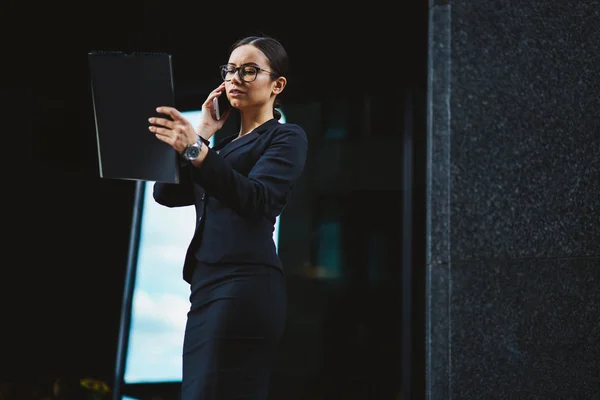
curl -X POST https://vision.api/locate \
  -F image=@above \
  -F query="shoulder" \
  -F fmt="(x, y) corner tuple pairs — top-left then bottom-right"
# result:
(269, 122), (307, 142)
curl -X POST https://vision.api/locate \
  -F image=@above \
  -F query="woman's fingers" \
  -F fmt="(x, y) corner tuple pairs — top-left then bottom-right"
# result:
(156, 106), (183, 121)
(149, 106), (195, 153)
(151, 106), (192, 135)
(149, 125), (167, 137)
(149, 117), (173, 129)
(149, 122), (185, 139)
(210, 82), (226, 94)
(151, 126), (176, 144)
(205, 83), (227, 106)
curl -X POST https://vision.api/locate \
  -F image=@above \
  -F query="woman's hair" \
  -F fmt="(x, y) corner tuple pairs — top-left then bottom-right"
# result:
(230, 35), (289, 120)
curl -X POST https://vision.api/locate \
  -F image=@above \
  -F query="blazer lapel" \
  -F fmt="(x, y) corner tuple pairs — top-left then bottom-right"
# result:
(214, 118), (279, 158)
(217, 130), (259, 158)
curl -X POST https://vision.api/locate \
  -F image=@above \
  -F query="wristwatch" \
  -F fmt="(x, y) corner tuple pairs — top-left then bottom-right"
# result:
(181, 135), (203, 161)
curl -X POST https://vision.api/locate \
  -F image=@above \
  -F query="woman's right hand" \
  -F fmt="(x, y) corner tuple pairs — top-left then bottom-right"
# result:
(196, 82), (231, 142)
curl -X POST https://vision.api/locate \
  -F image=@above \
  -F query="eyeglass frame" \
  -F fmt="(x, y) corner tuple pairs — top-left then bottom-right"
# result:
(219, 63), (278, 82)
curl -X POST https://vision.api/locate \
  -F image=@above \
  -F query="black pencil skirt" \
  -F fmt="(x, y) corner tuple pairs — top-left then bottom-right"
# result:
(180, 261), (286, 400)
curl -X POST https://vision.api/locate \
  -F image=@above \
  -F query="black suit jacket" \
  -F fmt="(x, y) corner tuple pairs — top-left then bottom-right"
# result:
(153, 118), (308, 283)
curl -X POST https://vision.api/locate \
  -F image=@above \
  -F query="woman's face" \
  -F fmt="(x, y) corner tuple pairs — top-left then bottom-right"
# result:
(225, 44), (277, 111)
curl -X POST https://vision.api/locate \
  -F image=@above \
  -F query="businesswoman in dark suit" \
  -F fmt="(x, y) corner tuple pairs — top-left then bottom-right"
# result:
(148, 35), (307, 399)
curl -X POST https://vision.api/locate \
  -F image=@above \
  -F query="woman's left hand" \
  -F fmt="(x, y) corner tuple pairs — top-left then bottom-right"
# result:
(149, 106), (197, 153)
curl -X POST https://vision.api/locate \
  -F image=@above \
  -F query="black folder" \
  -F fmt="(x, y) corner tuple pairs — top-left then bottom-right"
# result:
(88, 51), (180, 183)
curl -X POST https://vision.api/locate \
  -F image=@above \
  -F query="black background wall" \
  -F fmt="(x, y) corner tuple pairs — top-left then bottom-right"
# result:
(427, 1), (600, 399)
(1, 1), (428, 398)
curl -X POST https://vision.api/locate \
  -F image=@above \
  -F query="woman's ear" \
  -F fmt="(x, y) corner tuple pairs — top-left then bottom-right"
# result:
(273, 77), (287, 94)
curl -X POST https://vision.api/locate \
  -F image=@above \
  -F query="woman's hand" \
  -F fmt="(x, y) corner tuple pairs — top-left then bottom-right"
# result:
(195, 82), (231, 140)
(149, 106), (198, 153)
(150, 83), (231, 150)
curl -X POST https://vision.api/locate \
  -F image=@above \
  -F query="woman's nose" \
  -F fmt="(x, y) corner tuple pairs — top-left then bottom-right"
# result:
(231, 71), (243, 83)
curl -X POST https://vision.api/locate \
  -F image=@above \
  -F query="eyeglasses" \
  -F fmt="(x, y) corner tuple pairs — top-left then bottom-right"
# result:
(219, 64), (276, 82)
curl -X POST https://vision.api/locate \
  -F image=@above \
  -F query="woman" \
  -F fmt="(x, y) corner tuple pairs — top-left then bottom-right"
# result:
(149, 35), (308, 399)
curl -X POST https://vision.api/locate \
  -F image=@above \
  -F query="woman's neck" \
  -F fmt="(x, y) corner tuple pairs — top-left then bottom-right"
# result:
(238, 109), (274, 137)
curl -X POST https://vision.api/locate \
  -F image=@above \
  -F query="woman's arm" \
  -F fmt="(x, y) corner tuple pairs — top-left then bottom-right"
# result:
(190, 126), (308, 219)
(152, 165), (195, 207)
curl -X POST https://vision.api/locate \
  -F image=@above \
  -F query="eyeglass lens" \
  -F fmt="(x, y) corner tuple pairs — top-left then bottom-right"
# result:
(221, 66), (259, 82)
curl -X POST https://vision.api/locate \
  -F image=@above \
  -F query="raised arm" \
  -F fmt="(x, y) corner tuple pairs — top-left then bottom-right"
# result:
(192, 127), (307, 219)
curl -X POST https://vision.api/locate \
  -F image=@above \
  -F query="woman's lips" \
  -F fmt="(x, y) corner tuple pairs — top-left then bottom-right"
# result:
(229, 90), (244, 98)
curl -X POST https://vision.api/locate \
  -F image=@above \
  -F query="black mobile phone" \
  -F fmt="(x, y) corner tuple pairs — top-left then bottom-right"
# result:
(213, 94), (231, 120)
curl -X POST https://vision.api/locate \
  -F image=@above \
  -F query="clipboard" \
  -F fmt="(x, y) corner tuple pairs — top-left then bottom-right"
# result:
(88, 51), (180, 183)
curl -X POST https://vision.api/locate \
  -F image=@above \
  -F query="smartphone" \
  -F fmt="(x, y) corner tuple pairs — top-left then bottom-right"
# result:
(213, 94), (231, 120)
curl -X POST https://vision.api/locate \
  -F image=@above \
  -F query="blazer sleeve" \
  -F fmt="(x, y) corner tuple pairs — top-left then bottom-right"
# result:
(191, 126), (308, 219)
(153, 164), (195, 207)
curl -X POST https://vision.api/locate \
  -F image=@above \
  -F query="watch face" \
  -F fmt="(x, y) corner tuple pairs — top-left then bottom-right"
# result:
(185, 145), (200, 160)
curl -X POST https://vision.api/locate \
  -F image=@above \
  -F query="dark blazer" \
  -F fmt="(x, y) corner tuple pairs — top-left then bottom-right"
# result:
(153, 118), (308, 283)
